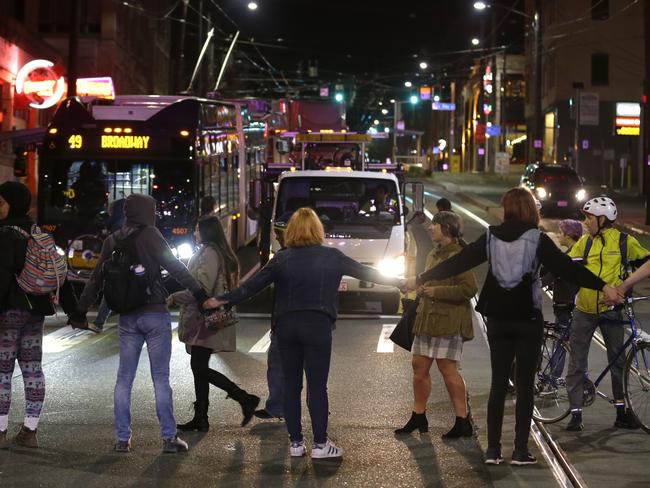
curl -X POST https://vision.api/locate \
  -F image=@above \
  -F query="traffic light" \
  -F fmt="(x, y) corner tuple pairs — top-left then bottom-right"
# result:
(13, 146), (27, 177)
(334, 92), (344, 103)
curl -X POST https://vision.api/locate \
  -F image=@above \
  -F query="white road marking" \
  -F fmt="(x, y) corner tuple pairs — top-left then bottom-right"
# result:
(249, 330), (272, 353)
(377, 323), (397, 353)
(42, 326), (96, 354)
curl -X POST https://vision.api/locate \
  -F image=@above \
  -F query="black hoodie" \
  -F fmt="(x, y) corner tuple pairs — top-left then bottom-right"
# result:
(417, 220), (606, 319)
(77, 194), (209, 316)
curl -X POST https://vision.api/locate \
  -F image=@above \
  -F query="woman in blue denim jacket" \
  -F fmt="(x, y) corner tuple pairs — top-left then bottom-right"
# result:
(216, 207), (402, 459)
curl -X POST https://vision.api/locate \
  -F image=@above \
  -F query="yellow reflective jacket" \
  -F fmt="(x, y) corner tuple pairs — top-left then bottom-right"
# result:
(568, 228), (649, 314)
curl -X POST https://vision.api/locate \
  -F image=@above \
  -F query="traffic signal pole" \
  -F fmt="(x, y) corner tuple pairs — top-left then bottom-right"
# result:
(644, 0), (650, 223)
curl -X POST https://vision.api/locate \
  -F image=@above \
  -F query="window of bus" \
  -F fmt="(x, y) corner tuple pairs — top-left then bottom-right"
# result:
(219, 155), (228, 212)
(230, 154), (239, 211)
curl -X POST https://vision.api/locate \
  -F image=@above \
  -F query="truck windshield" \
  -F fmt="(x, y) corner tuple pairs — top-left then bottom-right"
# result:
(39, 158), (194, 244)
(274, 176), (400, 238)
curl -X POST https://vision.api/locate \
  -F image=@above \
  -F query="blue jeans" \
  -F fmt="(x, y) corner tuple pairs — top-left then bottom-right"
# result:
(115, 312), (176, 441)
(264, 330), (284, 417)
(276, 311), (332, 444)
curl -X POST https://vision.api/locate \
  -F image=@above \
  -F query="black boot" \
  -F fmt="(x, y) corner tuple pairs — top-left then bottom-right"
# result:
(395, 411), (428, 434)
(177, 401), (210, 432)
(227, 387), (261, 426)
(442, 416), (474, 439)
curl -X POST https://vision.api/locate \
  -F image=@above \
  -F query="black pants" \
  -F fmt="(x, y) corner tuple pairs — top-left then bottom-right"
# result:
(276, 311), (333, 444)
(486, 316), (543, 452)
(190, 345), (237, 403)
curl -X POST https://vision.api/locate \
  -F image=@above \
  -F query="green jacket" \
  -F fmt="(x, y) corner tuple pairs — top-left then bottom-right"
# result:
(412, 241), (478, 340)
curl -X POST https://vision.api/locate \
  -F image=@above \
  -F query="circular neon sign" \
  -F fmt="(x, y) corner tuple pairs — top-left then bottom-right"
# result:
(15, 59), (66, 109)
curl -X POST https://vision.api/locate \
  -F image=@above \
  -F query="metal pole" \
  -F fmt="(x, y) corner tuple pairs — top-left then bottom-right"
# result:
(176, 0), (189, 94)
(67, 0), (80, 97)
(533, 0), (543, 162)
(214, 31), (240, 92)
(185, 28), (214, 93)
(644, 0), (650, 223)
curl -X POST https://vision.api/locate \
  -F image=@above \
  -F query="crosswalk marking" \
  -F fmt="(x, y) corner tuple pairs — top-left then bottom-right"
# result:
(377, 324), (397, 353)
(249, 330), (272, 353)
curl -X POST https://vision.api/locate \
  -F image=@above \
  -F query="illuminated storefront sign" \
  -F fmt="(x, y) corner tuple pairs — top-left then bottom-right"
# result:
(615, 102), (641, 136)
(101, 135), (150, 149)
(76, 77), (115, 99)
(15, 59), (66, 109)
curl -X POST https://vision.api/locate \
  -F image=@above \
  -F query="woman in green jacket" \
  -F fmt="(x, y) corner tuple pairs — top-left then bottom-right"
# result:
(396, 211), (478, 438)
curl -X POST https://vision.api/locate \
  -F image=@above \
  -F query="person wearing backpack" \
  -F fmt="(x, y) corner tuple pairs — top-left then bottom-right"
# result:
(69, 193), (220, 454)
(0, 181), (77, 449)
(405, 188), (617, 466)
(564, 197), (649, 432)
(167, 217), (260, 431)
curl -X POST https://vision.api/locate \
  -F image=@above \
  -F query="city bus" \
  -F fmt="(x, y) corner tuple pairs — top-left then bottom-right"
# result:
(39, 95), (264, 278)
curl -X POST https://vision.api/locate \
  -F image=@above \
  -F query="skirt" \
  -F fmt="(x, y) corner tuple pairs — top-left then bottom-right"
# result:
(411, 334), (463, 361)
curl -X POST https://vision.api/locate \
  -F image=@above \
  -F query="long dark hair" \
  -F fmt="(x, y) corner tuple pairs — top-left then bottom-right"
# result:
(198, 217), (240, 289)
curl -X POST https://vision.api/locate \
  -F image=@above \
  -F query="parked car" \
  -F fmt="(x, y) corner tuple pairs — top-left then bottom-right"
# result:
(520, 163), (587, 217)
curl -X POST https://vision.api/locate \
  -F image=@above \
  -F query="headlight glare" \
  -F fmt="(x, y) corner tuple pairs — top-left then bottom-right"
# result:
(177, 243), (194, 260)
(378, 254), (406, 278)
(535, 187), (547, 200)
(575, 188), (587, 201)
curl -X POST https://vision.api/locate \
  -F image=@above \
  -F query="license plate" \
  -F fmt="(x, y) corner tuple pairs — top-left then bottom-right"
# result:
(338, 280), (348, 291)
(557, 200), (568, 207)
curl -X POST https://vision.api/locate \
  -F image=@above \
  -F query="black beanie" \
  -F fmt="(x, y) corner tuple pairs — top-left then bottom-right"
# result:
(0, 181), (32, 219)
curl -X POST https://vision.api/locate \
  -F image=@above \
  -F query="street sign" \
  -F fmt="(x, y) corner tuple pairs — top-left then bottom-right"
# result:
(396, 120), (405, 131)
(432, 102), (456, 111)
(320, 86), (329, 97)
(614, 103), (640, 136)
(534, 139), (542, 149)
(486, 125), (501, 137)
(419, 86), (431, 100)
(579, 92), (599, 126)
(495, 152), (510, 175)
(582, 139), (589, 149)
(475, 123), (486, 144)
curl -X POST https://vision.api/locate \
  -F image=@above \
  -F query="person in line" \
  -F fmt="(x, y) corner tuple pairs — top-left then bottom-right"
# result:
(435, 198), (452, 213)
(564, 197), (648, 432)
(213, 208), (403, 459)
(539, 219), (584, 381)
(167, 217), (259, 431)
(69, 194), (220, 454)
(395, 211), (478, 438)
(405, 188), (618, 466)
(0, 182), (76, 449)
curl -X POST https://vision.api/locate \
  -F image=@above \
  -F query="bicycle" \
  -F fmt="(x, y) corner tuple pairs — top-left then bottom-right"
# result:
(532, 295), (650, 433)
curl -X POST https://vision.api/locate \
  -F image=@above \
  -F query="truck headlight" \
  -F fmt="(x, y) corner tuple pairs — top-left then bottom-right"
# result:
(575, 188), (587, 201)
(378, 254), (406, 278)
(535, 187), (547, 200)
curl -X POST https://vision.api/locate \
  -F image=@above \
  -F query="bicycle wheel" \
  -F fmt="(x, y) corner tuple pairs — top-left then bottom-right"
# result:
(624, 341), (650, 434)
(533, 331), (572, 423)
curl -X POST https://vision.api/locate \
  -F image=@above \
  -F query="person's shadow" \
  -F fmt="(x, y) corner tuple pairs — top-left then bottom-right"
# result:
(395, 432), (440, 487)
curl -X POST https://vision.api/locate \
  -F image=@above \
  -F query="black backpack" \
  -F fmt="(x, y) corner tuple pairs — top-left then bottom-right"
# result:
(101, 227), (150, 313)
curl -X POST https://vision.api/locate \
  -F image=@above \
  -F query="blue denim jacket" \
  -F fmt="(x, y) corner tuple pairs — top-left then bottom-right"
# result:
(221, 245), (400, 320)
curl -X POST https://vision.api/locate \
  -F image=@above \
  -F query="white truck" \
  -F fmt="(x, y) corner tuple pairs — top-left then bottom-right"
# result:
(270, 168), (423, 314)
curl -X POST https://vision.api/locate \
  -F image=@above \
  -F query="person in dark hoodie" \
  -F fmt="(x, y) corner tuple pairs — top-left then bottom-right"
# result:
(405, 188), (619, 466)
(69, 193), (220, 454)
(0, 182), (77, 449)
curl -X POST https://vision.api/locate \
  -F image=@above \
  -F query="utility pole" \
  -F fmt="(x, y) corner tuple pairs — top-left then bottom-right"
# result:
(642, 2), (650, 225)
(533, 0), (543, 162)
(67, 0), (80, 97)
(176, 0), (189, 94)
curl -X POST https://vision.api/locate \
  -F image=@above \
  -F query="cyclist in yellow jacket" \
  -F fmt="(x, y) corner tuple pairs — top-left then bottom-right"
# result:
(565, 197), (649, 431)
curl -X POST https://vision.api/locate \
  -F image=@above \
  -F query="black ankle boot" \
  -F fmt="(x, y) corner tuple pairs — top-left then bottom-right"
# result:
(395, 411), (428, 434)
(442, 416), (474, 439)
(177, 401), (209, 432)
(227, 387), (261, 426)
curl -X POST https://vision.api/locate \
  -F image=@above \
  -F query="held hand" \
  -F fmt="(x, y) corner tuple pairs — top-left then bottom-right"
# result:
(601, 284), (624, 306)
(404, 277), (418, 291)
(420, 286), (436, 299)
(165, 295), (174, 307)
(203, 297), (226, 310)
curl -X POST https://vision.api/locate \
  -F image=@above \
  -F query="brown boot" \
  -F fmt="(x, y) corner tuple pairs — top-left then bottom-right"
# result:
(14, 424), (38, 448)
(0, 430), (9, 449)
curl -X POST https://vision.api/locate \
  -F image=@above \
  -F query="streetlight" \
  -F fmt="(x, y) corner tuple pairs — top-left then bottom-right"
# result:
(433, 94), (440, 102)
(373, 119), (380, 125)
(419, 61), (428, 70)
(247, 2), (258, 10)
(471, 38), (480, 46)
(334, 92), (344, 102)
(409, 95), (418, 105)
(404, 81), (412, 88)
(473, 1), (487, 10)
(381, 108), (388, 115)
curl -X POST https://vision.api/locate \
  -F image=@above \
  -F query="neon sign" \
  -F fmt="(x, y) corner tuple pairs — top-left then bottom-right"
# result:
(101, 135), (151, 149)
(15, 59), (66, 109)
(76, 77), (115, 100)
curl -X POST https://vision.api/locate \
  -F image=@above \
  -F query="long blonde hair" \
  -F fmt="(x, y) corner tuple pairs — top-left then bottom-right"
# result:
(284, 207), (325, 247)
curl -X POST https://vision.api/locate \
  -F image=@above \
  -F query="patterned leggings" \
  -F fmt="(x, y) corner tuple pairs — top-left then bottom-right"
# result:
(0, 310), (45, 418)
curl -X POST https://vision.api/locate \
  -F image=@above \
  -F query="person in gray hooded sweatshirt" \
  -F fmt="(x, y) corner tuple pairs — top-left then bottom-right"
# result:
(70, 194), (220, 454)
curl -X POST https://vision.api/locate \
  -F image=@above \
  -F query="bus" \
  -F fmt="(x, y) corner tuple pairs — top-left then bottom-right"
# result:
(39, 95), (264, 278)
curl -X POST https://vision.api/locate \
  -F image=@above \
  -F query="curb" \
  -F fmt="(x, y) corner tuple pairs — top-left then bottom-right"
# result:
(617, 221), (650, 237)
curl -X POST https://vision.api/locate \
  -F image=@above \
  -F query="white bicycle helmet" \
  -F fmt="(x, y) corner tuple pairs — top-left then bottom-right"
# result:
(582, 197), (617, 221)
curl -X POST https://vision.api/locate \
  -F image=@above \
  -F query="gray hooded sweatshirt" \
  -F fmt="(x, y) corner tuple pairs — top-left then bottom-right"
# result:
(78, 193), (209, 315)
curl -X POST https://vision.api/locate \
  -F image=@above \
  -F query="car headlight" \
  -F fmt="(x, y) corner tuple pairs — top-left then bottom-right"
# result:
(575, 188), (587, 201)
(535, 187), (547, 200)
(176, 243), (194, 260)
(377, 254), (406, 278)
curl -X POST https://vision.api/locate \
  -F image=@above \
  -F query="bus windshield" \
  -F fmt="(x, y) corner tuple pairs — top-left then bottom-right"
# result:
(274, 176), (400, 238)
(39, 158), (194, 244)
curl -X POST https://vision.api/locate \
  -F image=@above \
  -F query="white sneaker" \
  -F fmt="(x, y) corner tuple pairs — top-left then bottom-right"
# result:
(311, 439), (343, 459)
(290, 439), (306, 457)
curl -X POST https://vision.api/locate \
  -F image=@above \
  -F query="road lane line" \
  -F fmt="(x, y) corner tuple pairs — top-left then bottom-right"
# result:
(377, 323), (397, 353)
(249, 330), (271, 353)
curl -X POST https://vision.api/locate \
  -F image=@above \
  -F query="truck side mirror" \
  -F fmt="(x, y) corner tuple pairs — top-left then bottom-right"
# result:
(276, 140), (290, 154)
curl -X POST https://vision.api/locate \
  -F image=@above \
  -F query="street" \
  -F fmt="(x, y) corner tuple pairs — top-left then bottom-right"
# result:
(3, 176), (650, 487)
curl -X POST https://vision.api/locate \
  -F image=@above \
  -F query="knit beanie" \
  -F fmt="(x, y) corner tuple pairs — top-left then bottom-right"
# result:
(0, 181), (31, 219)
(558, 219), (583, 241)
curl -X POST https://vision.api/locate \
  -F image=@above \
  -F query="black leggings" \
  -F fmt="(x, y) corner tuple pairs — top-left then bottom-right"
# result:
(190, 345), (237, 403)
(486, 317), (543, 452)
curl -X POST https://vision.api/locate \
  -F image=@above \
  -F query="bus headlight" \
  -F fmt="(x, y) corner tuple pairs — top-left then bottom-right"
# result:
(176, 243), (194, 260)
(378, 254), (406, 278)
(535, 187), (547, 200)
